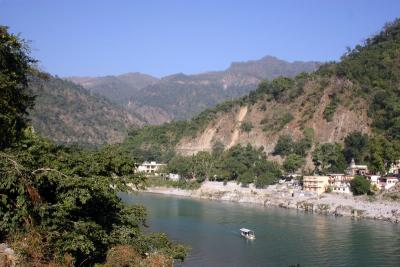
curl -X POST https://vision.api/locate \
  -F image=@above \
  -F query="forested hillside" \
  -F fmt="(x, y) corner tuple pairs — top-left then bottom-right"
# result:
(123, 19), (400, 175)
(29, 75), (146, 145)
(69, 56), (320, 123)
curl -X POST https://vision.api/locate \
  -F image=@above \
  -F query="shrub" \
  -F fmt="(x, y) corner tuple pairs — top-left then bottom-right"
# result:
(103, 245), (142, 267)
(350, 175), (371, 195)
(240, 121), (253, 133)
(283, 154), (306, 173)
(273, 135), (294, 156)
(323, 93), (339, 122)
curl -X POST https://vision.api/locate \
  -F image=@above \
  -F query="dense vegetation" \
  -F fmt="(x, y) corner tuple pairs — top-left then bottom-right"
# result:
(309, 131), (400, 175)
(166, 144), (282, 188)
(0, 25), (186, 266)
(321, 18), (400, 139)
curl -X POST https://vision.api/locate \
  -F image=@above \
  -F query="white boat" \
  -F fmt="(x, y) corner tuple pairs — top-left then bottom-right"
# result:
(240, 228), (255, 240)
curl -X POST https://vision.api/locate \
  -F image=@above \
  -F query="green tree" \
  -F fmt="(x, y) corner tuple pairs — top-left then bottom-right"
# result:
(283, 154), (306, 173)
(191, 151), (214, 181)
(366, 135), (400, 174)
(350, 175), (371, 195)
(0, 26), (36, 148)
(312, 143), (347, 174)
(273, 135), (294, 156)
(212, 140), (225, 157)
(254, 172), (276, 188)
(323, 93), (339, 121)
(217, 144), (281, 187)
(167, 155), (192, 178)
(344, 131), (369, 163)
(240, 121), (253, 134)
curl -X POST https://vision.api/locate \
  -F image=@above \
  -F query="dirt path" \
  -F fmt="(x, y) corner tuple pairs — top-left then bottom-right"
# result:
(227, 106), (248, 148)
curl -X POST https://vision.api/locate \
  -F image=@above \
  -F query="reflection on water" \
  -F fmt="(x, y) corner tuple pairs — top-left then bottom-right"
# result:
(120, 193), (400, 267)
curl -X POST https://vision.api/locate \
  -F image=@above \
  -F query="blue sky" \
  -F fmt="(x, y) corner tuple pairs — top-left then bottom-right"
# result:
(0, 0), (399, 77)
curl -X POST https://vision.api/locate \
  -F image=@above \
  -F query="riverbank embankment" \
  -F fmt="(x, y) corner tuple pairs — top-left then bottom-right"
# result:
(141, 181), (400, 223)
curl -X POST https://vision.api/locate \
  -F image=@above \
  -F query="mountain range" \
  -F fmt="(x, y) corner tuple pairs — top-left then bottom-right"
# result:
(67, 56), (321, 124)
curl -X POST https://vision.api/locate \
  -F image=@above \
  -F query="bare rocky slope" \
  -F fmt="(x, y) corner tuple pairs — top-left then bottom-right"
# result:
(175, 77), (371, 165)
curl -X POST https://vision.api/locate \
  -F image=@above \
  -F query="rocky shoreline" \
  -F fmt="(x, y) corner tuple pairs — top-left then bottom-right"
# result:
(142, 181), (400, 223)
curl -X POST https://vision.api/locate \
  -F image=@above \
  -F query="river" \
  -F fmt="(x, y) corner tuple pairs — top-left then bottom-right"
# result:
(120, 192), (400, 267)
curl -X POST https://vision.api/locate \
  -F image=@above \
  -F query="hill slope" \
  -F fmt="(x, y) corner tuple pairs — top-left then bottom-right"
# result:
(29, 75), (145, 145)
(67, 72), (159, 105)
(69, 56), (320, 123)
(123, 19), (400, 167)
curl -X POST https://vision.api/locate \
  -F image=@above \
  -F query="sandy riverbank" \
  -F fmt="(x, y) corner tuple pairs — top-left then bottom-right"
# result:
(141, 181), (400, 223)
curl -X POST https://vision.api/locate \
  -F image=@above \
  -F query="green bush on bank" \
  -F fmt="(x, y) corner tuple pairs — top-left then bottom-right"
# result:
(146, 177), (202, 190)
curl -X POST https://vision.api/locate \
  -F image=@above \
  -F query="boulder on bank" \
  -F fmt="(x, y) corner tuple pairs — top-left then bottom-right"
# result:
(0, 243), (17, 267)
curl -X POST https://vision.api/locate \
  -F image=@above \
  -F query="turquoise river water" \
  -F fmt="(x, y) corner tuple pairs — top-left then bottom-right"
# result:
(120, 192), (400, 267)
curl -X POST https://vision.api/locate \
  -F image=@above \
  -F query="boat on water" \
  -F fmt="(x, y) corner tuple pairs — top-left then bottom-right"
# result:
(240, 228), (255, 240)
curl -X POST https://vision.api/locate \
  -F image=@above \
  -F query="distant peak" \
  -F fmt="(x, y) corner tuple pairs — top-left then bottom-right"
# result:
(118, 72), (158, 79)
(162, 72), (189, 81)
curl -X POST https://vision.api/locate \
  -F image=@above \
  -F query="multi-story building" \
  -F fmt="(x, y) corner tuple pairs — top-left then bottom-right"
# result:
(303, 176), (329, 195)
(327, 173), (353, 194)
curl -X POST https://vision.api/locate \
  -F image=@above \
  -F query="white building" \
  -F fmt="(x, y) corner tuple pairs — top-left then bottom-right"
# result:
(331, 182), (351, 194)
(136, 161), (166, 175)
(379, 177), (399, 190)
(366, 175), (381, 186)
(168, 173), (181, 181)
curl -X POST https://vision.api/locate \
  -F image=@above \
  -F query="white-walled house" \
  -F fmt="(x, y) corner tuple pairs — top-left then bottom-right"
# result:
(327, 174), (353, 194)
(136, 161), (166, 175)
(332, 182), (351, 194)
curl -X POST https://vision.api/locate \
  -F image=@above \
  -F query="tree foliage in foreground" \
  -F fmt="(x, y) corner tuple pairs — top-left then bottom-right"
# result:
(0, 25), (186, 266)
(0, 26), (36, 149)
(0, 131), (186, 266)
